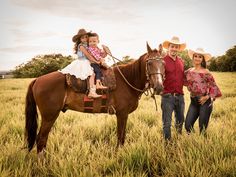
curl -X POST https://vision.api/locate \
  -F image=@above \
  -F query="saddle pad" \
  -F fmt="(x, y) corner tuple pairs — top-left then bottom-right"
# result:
(101, 68), (116, 91)
(83, 94), (108, 113)
(65, 74), (87, 93)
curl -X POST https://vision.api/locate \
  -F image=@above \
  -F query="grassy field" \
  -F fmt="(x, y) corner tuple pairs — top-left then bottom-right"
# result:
(0, 72), (236, 177)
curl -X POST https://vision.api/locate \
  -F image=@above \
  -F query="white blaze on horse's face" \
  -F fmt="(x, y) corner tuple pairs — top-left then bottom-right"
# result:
(147, 58), (164, 94)
(157, 67), (163, 85)
(146, 43), (164, 94)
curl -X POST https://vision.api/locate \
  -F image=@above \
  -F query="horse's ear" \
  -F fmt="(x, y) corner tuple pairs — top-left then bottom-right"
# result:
(146, 42), (152, 54)
(158, 44), (163, 55)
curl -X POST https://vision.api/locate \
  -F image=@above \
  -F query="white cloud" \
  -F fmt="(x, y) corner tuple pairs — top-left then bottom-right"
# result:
(0, 0), (235, 70)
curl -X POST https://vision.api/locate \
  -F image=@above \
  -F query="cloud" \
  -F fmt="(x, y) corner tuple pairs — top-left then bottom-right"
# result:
(0, 45), (45, 53)
(10, 0), (141, 22)
(1, 18), (29, 27)
(9, 28), (58, 42)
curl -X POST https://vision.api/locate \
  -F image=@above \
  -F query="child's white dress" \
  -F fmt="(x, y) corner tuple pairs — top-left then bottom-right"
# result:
(60, 43), (94, 80)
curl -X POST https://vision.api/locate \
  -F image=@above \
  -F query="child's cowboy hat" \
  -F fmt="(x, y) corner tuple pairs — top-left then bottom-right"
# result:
(72, 29), (90, 42)
(188, 48), (212, 61)
(163, 36), (186, 51)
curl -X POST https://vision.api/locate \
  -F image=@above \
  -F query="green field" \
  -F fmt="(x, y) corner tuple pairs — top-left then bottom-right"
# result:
(0, 72), (236, 177)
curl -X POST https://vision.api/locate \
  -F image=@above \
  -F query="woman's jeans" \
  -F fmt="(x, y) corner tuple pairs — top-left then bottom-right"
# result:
(161, 94), (185, 140)
(185, 96), (213, 134)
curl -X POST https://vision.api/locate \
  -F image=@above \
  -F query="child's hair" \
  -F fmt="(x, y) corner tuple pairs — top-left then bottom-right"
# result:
(73, 37), (82, 54)
(88, 33), (99, 39)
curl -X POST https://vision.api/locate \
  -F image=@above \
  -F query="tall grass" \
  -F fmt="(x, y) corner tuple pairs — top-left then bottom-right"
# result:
(0, 72), (235, 177)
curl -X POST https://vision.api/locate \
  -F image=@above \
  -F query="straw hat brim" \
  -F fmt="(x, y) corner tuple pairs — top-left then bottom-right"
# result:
(163, 41), (186, 51)
(188, 49), (212, 61)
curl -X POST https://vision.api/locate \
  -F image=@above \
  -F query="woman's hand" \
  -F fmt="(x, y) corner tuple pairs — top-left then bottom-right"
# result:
(79, 45), (98, 63)
(198, 95), (210, 105)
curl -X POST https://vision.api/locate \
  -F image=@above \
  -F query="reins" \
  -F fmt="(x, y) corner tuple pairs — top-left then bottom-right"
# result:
(106, 52), (161, 111)
(110, 54), (148, 93)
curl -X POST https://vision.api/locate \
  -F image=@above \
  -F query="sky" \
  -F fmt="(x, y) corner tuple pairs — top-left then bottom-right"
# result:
(0, 0), (236, 71)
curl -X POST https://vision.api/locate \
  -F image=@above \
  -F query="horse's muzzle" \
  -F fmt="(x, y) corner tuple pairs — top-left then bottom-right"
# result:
(154, 85), (163, 95)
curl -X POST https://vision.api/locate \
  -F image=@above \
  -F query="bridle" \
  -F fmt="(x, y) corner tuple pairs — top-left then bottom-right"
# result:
(145, 57), (165, 84)
(108, 53), (164, 111)
(109, 54), (164, 93)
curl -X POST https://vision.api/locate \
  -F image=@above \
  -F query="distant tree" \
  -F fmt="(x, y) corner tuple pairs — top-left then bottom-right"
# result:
(179, 50), (192, 70)
(208, 57), (218, 71)
(112, 55), (134, 66)
(225, 46), (236, 71)
(208, 45), (236, 72)
(12, 54), (73, 78)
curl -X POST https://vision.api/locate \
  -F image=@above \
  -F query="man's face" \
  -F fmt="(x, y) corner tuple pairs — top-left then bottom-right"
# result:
(168, 43), (180, 57)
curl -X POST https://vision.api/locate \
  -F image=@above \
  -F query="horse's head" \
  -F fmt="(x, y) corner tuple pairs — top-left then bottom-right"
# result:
(145, 43), (165, 95)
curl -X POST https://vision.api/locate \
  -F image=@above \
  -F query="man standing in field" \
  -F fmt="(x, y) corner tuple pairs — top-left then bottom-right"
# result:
(161, 36), (186, 141)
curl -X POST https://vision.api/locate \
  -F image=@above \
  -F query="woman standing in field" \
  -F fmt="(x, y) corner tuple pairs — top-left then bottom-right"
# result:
(184, 48), (222, 135)
(60, 28), (101, 98)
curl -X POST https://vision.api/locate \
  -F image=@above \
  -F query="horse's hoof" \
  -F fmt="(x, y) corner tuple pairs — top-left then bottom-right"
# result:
(37, 149), (46, 164)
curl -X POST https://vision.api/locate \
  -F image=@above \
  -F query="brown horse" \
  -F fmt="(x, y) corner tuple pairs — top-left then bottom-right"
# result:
(25, 43), (165, 154)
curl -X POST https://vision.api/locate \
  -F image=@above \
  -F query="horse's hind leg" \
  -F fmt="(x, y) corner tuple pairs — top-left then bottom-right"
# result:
(36, 112), (59, 154)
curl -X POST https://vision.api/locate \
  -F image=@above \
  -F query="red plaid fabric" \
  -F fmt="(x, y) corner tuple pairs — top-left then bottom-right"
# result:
(88, 46), (103, 61)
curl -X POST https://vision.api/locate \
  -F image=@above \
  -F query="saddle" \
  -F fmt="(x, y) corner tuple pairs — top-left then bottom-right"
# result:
(65, 67), (116, 94)
(64, 68), (116, 114)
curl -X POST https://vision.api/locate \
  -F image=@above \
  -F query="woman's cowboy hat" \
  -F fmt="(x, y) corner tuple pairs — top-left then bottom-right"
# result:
(188, 48), (212, 61)
(163, 36), (186, 51)
(72, 29), (90, 42)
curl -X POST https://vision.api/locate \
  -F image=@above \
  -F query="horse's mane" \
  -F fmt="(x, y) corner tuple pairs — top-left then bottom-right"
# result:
(113, 53), (147, 83)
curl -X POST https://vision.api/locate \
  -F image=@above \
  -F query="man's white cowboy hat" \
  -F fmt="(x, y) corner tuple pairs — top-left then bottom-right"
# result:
(163, 36), (186, 51)
(188, 48), (212, 61)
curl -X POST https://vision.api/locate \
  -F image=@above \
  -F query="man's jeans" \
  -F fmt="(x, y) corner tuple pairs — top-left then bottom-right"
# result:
(161, 94), (185, 140)
(185, 96), (213, 134)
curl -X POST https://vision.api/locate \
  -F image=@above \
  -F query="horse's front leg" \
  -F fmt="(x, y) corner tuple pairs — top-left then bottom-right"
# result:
(116, 112), (128, 148)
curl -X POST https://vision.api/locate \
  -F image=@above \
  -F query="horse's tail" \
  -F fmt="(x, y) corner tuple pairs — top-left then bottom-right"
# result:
(25, 79), (38, 152)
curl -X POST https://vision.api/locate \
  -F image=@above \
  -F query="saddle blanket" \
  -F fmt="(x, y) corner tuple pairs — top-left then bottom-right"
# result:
(83, 94), (108, 113)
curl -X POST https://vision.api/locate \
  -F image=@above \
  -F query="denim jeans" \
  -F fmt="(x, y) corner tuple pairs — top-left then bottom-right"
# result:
(161, 94), (185, 140)
(185, 96), (213, 134)
(91, 63), (102, 80)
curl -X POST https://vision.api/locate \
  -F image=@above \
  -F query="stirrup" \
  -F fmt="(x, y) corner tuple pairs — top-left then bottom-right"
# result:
(96, 85), (108, 89)
(88, 93), (102, 98)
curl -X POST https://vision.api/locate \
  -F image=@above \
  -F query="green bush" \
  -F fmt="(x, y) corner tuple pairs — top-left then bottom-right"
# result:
(12, 54), (73, 78)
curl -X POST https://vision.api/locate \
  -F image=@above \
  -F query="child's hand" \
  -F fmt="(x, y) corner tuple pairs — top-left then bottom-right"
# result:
(101, 61), (109, 69)
(100, 58), (105, 63)
(102, 45), (112, 56)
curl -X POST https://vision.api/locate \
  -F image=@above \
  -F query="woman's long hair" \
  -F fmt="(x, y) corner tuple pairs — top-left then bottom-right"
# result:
(201, 57), (207, 68)
(193, 54), (207, 68)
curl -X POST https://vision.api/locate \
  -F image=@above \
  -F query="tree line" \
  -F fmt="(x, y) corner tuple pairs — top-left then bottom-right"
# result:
(208, 45), (236, 72)
(13, 54), (73, 78)
(12, 46), (236, 78)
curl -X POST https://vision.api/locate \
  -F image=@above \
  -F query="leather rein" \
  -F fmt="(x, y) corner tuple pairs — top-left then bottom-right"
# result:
(108, 54), (164, 110)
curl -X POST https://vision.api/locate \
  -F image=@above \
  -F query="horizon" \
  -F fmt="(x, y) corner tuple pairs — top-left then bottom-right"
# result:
(1, 0), (236, 70)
